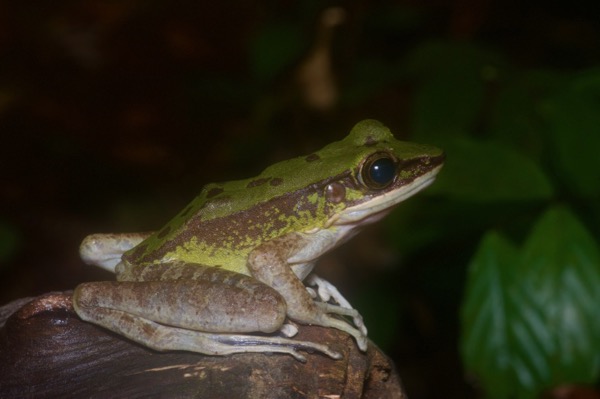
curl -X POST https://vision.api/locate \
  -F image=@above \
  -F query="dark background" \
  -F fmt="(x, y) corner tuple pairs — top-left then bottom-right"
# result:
(1, 1), (599, 398)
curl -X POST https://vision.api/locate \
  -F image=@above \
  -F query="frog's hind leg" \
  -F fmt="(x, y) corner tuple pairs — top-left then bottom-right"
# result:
(73, 263), (340, 360)
(73, 294), (337, 362)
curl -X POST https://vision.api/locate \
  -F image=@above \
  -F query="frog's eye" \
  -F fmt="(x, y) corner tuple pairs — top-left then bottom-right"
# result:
(360, 152), (397, 189)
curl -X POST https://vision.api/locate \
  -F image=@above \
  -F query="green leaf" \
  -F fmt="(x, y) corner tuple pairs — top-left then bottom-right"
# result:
(489, 69), (566, 157)
(461, 206), (600, 398)
(0, 222), (20, 267)
(249, 23), (305, 82)
(461, 231), (520, 399)
(540, 68), (600, 197)
(413, 69), (484, 138)
(519, 207), (600, 385)
(343, 59), (401, 106)
(427, 137), (554, 201)
(405, 41), (506, 141)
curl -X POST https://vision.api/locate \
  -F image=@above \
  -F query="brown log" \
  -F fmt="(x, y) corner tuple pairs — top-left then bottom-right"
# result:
(0, 292), (407, 398)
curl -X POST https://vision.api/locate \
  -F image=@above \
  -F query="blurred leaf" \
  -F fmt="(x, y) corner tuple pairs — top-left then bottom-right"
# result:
(427, 137), (554, 201)
(0, 222), (20, 267)
(540, 68), (600, 198)
(249, 23), (306, 82)
(461, 206), (600, 398)
(342, 59), (402, 106)
(413, 70), (483, 138)
(365, 4), (424, 33)
(405, 41), (507, 140)
(404, 40), (505, 78)
(489, 69), (566, 157)
(519, 206), (600, 386)
(461, 231), (520, 399)
(386, 200), (541, 256)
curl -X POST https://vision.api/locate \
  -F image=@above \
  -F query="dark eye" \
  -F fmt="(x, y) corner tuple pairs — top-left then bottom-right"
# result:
(361, 153), (397, 189)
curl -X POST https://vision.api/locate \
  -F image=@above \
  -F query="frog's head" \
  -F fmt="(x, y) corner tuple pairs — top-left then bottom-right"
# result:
(319, 119), (444, 228)
(193, 119), (444, 234)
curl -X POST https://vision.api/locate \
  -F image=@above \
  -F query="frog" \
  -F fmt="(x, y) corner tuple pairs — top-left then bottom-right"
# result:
(73, 119), (444, 362)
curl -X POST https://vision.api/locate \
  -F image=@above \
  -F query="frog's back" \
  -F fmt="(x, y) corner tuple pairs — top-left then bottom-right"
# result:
(121, 119), (420, 274)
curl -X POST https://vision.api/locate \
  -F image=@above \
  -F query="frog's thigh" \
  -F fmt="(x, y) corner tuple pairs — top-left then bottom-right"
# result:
(73, 279), (286, 334)
(73, 281), (341, 361)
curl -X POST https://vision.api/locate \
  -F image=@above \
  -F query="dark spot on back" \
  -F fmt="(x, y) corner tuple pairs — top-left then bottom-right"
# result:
(207, 187), (224, 198)
(157, 226), (171, 239)
(247, 178), (269, 188)
(305, 153), (320, 162)
(130, 243), (148, 260)
(270, 178), (283, 186)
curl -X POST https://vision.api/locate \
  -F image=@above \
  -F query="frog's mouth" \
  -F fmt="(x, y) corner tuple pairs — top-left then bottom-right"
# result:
(329, 163), (443, 227)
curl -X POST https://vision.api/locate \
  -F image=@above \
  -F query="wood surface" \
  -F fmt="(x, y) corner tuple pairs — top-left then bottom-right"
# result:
(0, 292), (407, 398)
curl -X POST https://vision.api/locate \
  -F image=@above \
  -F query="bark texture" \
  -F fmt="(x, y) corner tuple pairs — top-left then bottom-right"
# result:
(0, 292), (407, 399)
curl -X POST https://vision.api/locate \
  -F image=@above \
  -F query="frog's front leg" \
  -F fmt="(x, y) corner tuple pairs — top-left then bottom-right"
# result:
(79, 233), (152, 272)
(305, 274), (367, 336)
(248, 235), (368, 351)
(73, 263), (340, 362)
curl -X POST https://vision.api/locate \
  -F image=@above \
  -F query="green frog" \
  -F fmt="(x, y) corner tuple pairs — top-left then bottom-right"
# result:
(73, 119), (444, 361)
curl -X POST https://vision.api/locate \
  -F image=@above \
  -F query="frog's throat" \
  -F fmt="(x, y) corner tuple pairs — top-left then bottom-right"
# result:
(328, 164), (442, 227)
